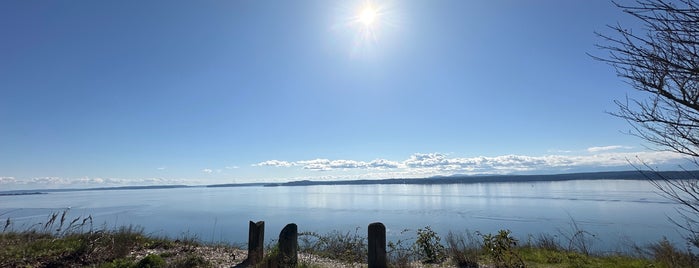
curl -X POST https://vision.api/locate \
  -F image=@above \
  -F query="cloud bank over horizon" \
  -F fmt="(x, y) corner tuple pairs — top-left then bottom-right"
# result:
(1, 146), (690, 190)
(254, 149), (686, 174)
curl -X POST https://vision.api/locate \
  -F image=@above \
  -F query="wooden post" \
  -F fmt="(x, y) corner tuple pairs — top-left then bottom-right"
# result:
(237, 220), (264, 267)
(278, 223), (298, 268)
(368, 222), (387, 268)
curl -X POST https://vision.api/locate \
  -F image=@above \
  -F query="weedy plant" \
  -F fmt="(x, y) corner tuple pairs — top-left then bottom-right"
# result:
(647, 238), (699, 268)
(135, 254), (166, 268)
(386, 229), (415, 267)
(445, 231), (481, 268)
(558, 218), (597, 256)
(298, 228), (367, 264)
(3, 217), (10, 233)
(533, 233), (560, 251)
(0, 210), (179, 267)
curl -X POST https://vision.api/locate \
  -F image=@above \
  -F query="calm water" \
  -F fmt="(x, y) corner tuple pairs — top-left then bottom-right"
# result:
(0, 180), (684, 251)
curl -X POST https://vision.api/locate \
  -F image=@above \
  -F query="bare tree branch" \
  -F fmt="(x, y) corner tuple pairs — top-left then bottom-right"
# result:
(595, 0), (699, 249)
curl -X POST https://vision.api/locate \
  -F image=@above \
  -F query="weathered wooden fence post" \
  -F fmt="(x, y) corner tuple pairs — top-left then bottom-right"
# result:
(238, 220), (264, 267)
(368, 222), (387, 268)
(277, 223), (298, 268)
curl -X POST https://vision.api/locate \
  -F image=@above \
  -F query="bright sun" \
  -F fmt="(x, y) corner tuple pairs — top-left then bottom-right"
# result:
(358, 6), (378, 26)
(339, 0), (396, 51)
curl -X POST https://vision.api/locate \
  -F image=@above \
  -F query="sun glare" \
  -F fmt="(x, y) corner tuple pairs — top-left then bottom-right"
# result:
(352, 2), (383, 43)
(359, 6), (378, 26)
(334, 0), (399, 55)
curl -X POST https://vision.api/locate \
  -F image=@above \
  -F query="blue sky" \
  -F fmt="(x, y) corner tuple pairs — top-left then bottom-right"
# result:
(0, 0), (689, 189)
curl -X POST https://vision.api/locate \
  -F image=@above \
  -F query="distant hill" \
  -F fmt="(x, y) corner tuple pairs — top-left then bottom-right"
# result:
(0, 191), (47, 196)
(270, 170), (699, 187)
(0, 185), (191, 195)
(206, 183), (269, 188)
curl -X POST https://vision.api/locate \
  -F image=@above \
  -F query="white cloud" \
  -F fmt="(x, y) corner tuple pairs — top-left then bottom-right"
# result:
(201, 168), (213, 174)
(254, 151), (686, 175)
(587, 145), (632, 153)
(157, 167), (166, 171)
(31, 177), (68, 184)
(0, 177), (17, 184)
(137, 177), (170, 184)
(75, 177), (105, 184)
(254, 160), (294, 167)
(0, 176), (200, 190)
(405, 153), (449, 168)
(256, 158), (403, 171)
(548, 149), (573, 153)
(403, 153), (552, 172)
(225, 166), (239, 169)
(298, 159), (368, 170)
(368, 159), (402, 169)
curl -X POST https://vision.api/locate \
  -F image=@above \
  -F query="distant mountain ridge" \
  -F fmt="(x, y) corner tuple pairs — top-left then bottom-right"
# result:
(266, 170), (699, 187)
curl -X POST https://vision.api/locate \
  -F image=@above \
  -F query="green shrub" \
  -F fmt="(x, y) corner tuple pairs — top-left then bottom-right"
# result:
(99, 258), (135, 268)
(413, 226), (445, 264)
(480, 229), (524, 268)
(136, 254), (165, 268)
(170, 253), (210, 268)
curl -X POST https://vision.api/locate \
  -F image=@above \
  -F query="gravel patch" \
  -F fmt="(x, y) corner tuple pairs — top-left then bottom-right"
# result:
(128, 244), (480, 267)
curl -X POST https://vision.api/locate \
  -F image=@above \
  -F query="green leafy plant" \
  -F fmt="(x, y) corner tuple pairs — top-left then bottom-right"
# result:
(99, 258), (135, 268)
(480, 229), (524, 268)
(170, 253), (210, 268)
(135, 254), (165, 268)
(413, 226), (445, 264)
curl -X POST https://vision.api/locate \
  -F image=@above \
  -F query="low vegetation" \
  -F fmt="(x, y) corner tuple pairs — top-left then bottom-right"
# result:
(2, 211), (699, 267)
(298, 226), (699, 268)
(298, 228), (366, 264)
(0, 211), (241, 267)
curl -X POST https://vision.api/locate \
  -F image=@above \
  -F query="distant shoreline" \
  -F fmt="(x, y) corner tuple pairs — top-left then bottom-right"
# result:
(258, 170), (697, 187)
(0, 192), (47, 196)
(2, 170), (696, 195)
